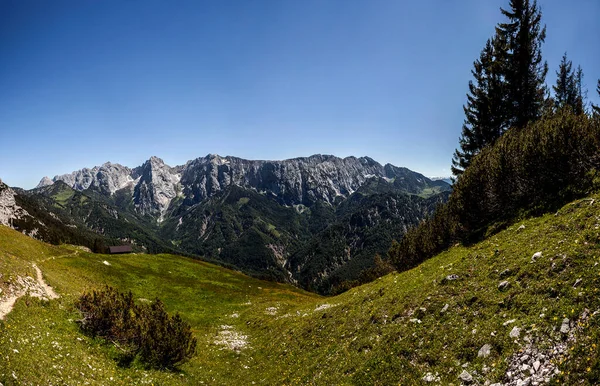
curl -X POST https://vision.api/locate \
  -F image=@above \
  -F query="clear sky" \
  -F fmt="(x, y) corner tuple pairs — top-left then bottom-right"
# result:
(1, 0), (599, 189)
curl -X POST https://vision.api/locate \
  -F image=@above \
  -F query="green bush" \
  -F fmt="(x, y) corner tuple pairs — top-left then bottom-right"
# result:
(136, 299), (197, 369)
(75, 286), (197, 369)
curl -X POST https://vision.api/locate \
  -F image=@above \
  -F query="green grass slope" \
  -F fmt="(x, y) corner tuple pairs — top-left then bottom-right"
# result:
(3, 192), (600, 384)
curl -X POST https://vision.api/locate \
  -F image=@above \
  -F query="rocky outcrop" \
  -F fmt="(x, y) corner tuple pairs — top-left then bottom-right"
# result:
(180, 154), (387, 206)
(133, 156), (181, 218)
(39, 162), (134, 194)
(0, 180), (31, 227)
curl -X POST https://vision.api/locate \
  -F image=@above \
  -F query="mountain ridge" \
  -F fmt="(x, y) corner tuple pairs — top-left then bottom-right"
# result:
(6, 154), (452, 293)
(36, 153), (446, 205)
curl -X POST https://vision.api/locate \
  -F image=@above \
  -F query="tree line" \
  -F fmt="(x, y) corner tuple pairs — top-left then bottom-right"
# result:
(452, 0), (597, 177)
(388, 0), (600, 273)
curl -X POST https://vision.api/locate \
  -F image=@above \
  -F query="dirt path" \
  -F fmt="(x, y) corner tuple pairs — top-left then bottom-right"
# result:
(0, 291), (25, 320)
(32, 264), (59, 299)
(0, 264), (59, 320)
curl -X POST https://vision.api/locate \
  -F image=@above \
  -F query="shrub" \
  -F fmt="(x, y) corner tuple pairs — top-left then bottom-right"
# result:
(136, 299), (197, 369)
(75, 286), (196, 369)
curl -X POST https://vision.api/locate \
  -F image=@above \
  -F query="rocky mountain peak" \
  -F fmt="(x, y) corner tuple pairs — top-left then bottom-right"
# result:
(133, 157), (181, 218)
(37, 176), (54, 188)
(90, 162), (133, 194)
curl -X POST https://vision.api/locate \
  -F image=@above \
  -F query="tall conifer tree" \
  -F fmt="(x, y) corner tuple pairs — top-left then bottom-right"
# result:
(452, 36), (507, 176)
(498, 0), (548, 128)
(553, 53), (585, 114)
(592, 80), (600, 116)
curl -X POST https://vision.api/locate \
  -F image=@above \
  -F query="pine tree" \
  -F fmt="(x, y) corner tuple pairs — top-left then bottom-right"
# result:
(452, 36), (507, 176)
(553, 53), (574, 109)
(573, 66), (585, 115)
(553, 53), (585, 114)
(592, 80), (600, 116)
(498, 0), (548, 128)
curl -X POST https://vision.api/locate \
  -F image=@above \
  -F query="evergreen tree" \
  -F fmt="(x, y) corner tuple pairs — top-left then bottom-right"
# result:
(593, 80), (600, 116)
(573, 66), (585, 115)
(452, 36), (507, 176)
(553, 53), (574, 108)
(553, 53), (585, 114)
(498, 0), (548, 128)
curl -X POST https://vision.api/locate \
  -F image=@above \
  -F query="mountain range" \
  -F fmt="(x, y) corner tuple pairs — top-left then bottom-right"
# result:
(2, 154), (451, 293)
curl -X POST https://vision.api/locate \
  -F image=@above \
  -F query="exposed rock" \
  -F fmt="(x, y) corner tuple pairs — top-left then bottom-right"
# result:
(213, 325), (248, 352)
(500, 268), (511, 278)
(43, 162), (134, 194)
(37, 176), (54, 187)
(441, 303), (449, 313)
(573, 278), (582, 288)
(0, 182), (31, 227)
(501, 309), (591, 386)
(531, 252), (542, 262)
(459, 369), (473, 383)
(478, 343), (492, 358)
(133, 156), (181, 218)
(39, 154), (451, 218)
(560, 318), (570, 334)
(446, 274), (460, 281)
(422, 372), (440, 382)
(510, 326), (521, 339)
(498, 280), (511, 291)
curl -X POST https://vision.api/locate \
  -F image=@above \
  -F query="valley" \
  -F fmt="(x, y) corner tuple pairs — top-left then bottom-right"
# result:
(1, 154), (450, 294)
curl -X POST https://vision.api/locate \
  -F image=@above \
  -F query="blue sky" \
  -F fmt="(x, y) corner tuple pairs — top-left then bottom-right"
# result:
(1, 0), (599, 189)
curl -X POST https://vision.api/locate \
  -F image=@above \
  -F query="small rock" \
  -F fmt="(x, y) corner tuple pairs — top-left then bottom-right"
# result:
(582, 309), (590, 320)
(422, 373), (439, 382)
(500, 268), (511, 278)
(510, 326), (521, 338)
(410, 318), (421, 323)
(516, 378), (531, 386)
(478, 343), (492, 358)
(503, 319), (516, 326)
(498, 280), (510, 291)
(573, 278), (582, 288)
(441, 303), (449, 313)
(446, 274), (459, 281)
(533, 360), (541, 372)
(531, 252), (542, 262)
(102, 260), (111, 266)
(518, 224), (526, 231)
(560, 318), (570, 334)
(459, 370), (473, 383)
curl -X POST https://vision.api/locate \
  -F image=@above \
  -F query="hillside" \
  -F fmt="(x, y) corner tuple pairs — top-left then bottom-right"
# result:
(2, 192), (600, 385)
